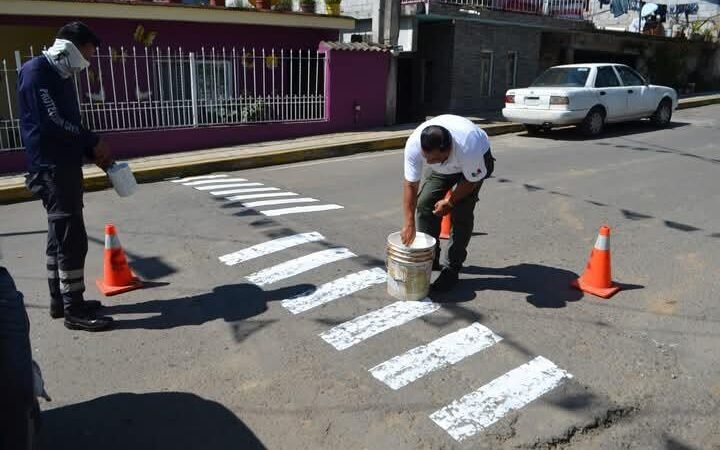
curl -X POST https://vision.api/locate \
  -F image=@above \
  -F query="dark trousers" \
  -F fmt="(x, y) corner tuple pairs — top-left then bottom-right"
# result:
(26, 166), (88, 313)
(0, 267), (34, 450)
(416, 150), (494, 271)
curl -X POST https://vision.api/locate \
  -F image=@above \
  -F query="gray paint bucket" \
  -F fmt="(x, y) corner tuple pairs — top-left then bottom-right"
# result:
(386, 231), (436, 301)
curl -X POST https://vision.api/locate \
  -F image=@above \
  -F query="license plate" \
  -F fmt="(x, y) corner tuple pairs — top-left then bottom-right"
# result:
(525, 98), (540, 106)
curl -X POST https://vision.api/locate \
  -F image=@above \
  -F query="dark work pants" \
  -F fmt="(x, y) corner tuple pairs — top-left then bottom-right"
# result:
(26, 166), (88, 313)
(416, 150), (494, 272)
(0, 267), (34, 450)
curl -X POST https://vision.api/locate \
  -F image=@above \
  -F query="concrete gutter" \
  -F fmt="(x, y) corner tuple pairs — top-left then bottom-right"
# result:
(1, 95), (718, 205)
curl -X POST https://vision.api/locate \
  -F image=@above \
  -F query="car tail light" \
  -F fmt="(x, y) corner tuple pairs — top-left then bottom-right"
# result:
(505, 95), (515, 104)
(550, 96), (569, 105)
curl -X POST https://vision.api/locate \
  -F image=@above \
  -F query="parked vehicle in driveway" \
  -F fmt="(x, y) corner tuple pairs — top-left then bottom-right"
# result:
(502, 64), (678, 136)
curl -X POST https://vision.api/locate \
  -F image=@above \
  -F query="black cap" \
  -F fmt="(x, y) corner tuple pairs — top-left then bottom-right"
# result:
(420, 125), (452, 152)
(57, 22), (101, 48)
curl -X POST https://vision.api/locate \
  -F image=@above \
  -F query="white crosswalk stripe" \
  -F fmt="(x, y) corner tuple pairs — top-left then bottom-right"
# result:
(320, 300), (440, 351)
(208, 187), (279, 195)
(219, 232), (325, 266)
(183, 178), (247, 186)
(429, 356), (573, 442)
(172, 174), (227, 183)
(261, 204), (344, 216)
(246, 248), (356, 286)
(241, 198), (319, 208)
(225, 192), (299, 203)
(194, 183), (265, 191)
(282, 268), (387, 314)
(369, 323), (503, 390)
(207, 183), (265, 195)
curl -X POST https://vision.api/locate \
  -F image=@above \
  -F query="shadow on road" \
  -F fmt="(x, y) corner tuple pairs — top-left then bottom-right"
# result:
(40, 392), (266, 450)
(520, 120), (690, 141)
(430, 263), (583, 308)
(431, 264), (644, 308)
(105, 283), (313, 339)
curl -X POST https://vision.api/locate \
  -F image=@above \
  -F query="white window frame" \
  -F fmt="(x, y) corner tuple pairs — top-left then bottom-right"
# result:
(479, 51), (494, 97)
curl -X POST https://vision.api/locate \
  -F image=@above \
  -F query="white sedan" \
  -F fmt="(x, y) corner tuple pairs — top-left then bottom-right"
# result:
(502, 63), (678, 136)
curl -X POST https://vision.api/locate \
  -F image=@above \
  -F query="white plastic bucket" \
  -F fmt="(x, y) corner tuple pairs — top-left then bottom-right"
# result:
(386, 231), (436, 301)
(107, 162), (138, 197)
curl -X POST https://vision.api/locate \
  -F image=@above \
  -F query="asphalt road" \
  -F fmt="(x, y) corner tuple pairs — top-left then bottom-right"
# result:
(1, 105), (719, 450)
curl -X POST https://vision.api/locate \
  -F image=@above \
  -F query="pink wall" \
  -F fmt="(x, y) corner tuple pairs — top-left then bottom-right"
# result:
(0, 16), (389, 174)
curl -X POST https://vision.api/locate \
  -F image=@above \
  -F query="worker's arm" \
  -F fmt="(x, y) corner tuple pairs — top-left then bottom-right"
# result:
(401, 180), (419, 246)
(433, 179), (480, 216)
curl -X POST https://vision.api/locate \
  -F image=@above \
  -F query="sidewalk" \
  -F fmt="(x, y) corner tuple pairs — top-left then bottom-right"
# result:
(1, 94), (718, 205)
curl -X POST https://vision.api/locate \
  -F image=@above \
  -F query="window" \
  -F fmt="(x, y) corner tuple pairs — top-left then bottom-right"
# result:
(531, 67), (590, 87)
(506, 52), (518, 88)
(616, 66), (646, 87)
(595, 66), (621, 88)
(479, 52), (494, 97)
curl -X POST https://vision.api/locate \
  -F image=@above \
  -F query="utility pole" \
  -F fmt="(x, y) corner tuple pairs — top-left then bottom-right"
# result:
(383, 0), (401, 126)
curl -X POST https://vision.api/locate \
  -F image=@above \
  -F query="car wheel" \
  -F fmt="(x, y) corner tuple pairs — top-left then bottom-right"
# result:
(650, 99), (672, 127)
(524, 124), (543, 135)
(580, 108), (605, 137)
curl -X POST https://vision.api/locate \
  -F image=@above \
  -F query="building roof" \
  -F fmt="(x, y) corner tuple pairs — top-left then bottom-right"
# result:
(320, 41), (391, 52)
(1, 0), (355, 30)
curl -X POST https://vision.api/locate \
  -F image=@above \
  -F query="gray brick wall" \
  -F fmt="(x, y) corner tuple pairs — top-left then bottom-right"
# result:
(450, 20), (542, 113)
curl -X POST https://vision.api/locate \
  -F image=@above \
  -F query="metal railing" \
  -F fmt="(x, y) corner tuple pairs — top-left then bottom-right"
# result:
(403, 0), (593, 20)
(1, 45), (327, 152)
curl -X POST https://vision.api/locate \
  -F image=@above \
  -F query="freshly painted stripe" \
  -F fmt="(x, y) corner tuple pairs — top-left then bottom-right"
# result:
(320, 300), (440, 351)
(206, 183), (264, 195)
(282, 268), (387, 314)
(429, 356), (573, 442)
(219, 232), (325, 266)
(208, 187), (278, 195)
(182, 177), (247, 186)
(171, 174), (227, 183)
(261, 204), (344, 216)
(194, 183), (262, 191)
(241, 197), (319, 208)
(225, 192), (299, 202)
(246, 248), (356, 286)
(369, 323), (503, 390)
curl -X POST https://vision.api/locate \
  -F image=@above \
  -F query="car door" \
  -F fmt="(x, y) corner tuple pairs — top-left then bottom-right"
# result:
(593, 66), (627, 121)
(615, 65), (655, 117)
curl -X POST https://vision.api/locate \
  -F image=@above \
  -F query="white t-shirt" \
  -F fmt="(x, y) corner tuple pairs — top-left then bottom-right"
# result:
(404, 115), (491, 183)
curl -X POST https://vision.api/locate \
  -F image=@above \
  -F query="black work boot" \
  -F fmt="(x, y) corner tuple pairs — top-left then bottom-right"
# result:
(64, 308), (113, 332)
(50, 299), (103, 319)
(431, 267), (459, 292)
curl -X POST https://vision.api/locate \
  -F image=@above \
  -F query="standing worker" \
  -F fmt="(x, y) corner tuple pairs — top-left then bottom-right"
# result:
(401, 115), (495, 292)
(18, 22), (115, 331)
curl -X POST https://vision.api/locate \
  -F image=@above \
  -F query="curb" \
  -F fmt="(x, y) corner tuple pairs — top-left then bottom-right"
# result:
(0, 96), (717, 205)
(0, 122), (523, 205)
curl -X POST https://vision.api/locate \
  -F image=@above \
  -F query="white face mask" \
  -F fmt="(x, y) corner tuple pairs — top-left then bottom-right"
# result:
(42, 39), (91, 78)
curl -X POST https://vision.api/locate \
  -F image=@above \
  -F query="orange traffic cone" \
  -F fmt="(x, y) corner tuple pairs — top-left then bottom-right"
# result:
(440, 190), (452, 240)
(571, 225), (621, 299)
(96, 224), (143, 296)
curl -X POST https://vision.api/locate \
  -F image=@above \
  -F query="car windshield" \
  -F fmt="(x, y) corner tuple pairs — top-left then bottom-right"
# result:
(531, 67), (591, 87)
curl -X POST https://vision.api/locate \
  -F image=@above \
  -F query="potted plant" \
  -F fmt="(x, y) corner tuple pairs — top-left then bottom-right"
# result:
(300, 0), (316, 13)
(274, 0), (292, 11)
(325, 0), (341, 15)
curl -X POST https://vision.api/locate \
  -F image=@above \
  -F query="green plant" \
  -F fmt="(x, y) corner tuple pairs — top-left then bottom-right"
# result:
(241, 100), (266, 123)
(273, 0), (292, 11)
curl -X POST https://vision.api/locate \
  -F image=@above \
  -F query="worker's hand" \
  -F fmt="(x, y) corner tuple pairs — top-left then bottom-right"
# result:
(401, 223), (416, 247)
(93, 139), (114, 172)
(433, 198), (452, 217)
